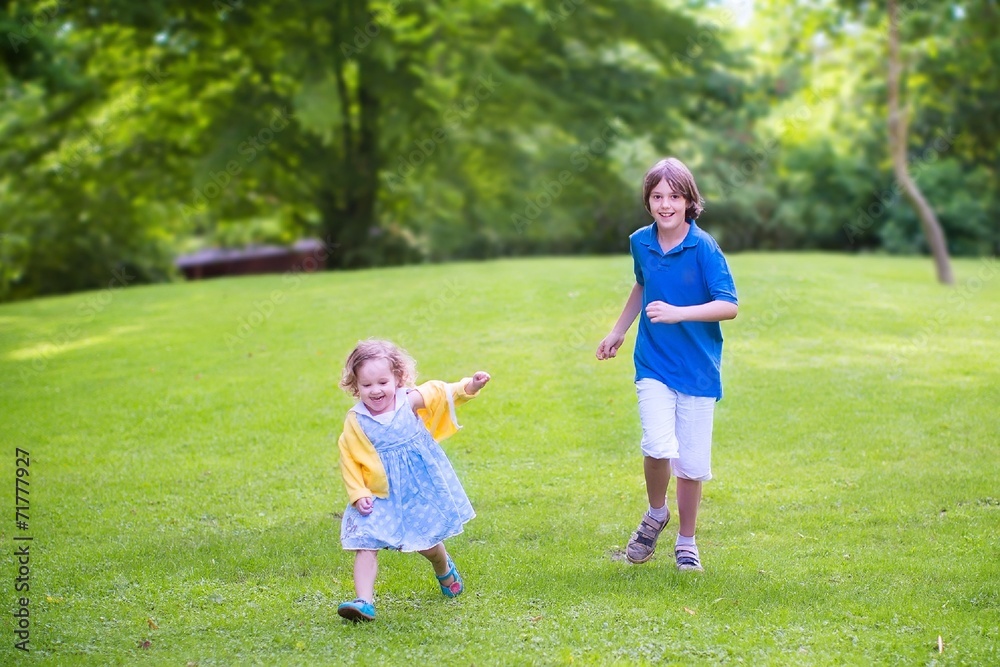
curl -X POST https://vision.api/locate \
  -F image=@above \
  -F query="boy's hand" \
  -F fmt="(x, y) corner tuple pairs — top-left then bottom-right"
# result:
(596, 332), (625, 360)
(467, 372), (491, 394)
(646, 300), (685, 324)
(355, 497), (374, 516)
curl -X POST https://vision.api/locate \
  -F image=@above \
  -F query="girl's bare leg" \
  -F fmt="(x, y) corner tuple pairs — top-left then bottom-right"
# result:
(418, 542), (456, 586)
(353, 550), (378, 601)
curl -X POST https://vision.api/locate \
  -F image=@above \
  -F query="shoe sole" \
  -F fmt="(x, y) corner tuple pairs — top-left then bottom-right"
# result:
(625, 551), (655, 564)
(337, 606), (375, 622)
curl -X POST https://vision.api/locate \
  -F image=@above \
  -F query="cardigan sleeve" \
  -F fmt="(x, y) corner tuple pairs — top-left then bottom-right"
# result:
(414, 378), (479, 442)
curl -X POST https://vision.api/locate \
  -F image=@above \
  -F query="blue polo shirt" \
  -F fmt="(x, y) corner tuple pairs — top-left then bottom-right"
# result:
(630, 220), (738, 399)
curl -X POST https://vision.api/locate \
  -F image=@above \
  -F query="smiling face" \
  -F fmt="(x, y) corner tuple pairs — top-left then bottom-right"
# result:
(648, 178), (690, 246)
(356, 357), (399, 416)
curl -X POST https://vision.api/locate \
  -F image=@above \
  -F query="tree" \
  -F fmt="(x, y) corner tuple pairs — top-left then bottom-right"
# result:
(1, 0), (747, 299)
(886, 0), (953, 284)
(734, 0), (998, 262)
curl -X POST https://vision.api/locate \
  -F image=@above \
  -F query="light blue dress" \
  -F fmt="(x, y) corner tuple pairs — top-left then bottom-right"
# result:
(340, 390), (475, 552)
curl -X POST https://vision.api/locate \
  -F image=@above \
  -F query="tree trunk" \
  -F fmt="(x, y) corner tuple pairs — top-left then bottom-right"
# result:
(323, 1), (381, 269)
(887, 0), (954, 285)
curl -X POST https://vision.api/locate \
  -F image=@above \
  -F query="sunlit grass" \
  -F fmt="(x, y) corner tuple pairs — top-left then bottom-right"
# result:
(1, 253), (997, 665)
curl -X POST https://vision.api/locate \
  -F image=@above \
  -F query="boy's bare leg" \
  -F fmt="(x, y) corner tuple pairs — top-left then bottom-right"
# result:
(643, 455), (671, 509)
(626, 456), (673, 564)
(676, 477), (702, 537)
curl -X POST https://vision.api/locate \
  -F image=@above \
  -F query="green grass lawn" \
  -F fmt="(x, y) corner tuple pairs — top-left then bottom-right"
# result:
(1, 253), (998, 665)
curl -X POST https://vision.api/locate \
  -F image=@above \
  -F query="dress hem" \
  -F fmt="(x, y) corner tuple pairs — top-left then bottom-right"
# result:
(340, 517), (475, 553)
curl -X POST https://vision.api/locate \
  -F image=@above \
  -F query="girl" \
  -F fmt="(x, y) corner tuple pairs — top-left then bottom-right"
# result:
(596, 157), (738, 572)
(335, 339), (490, 622)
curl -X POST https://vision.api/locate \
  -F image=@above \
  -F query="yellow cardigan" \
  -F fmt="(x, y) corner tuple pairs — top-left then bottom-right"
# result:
(338, 378), (479, 505)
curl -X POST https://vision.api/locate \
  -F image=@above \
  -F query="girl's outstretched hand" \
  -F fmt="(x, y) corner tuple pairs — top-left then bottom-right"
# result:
(355, 497), (374, 516)
(467, 372), (491, 394)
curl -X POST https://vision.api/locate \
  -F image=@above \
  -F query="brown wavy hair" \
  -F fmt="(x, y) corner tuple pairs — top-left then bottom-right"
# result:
(339, 339), (417, 398)
(642, 157), (704, 220)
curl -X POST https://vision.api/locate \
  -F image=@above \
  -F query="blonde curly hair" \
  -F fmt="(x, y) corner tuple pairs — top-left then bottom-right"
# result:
(339, 339), (417, 398)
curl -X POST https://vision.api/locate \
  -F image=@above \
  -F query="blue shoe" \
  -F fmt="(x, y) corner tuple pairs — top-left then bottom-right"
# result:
(436, 557), (464, 598)
(337, 598), (375, 622)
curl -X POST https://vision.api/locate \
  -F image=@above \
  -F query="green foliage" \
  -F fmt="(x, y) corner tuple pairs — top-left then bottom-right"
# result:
(879, 158), (999, 256)
(0, 3), (189, 298)
(1, 1), (998, 301)
(2, 0), (746, 299)
(735, 0), (1000, 257)
(1, 255), (998, 663)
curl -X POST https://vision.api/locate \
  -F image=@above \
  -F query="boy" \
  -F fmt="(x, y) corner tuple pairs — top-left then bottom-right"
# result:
(596, 157), (738, 571)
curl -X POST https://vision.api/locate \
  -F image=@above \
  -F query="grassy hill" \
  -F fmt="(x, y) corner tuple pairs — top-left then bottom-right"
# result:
(1, 253), (997, 665)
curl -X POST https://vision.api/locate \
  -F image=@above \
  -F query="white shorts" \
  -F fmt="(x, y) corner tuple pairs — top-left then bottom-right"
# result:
(636, 378), (715, 481)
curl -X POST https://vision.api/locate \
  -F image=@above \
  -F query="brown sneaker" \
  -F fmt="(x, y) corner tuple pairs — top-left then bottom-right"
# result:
(625, 509), (670, 564)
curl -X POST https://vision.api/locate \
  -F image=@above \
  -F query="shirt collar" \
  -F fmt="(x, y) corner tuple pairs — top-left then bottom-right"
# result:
(350, 387), (409, 418)
(638, 219), (700, 255)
